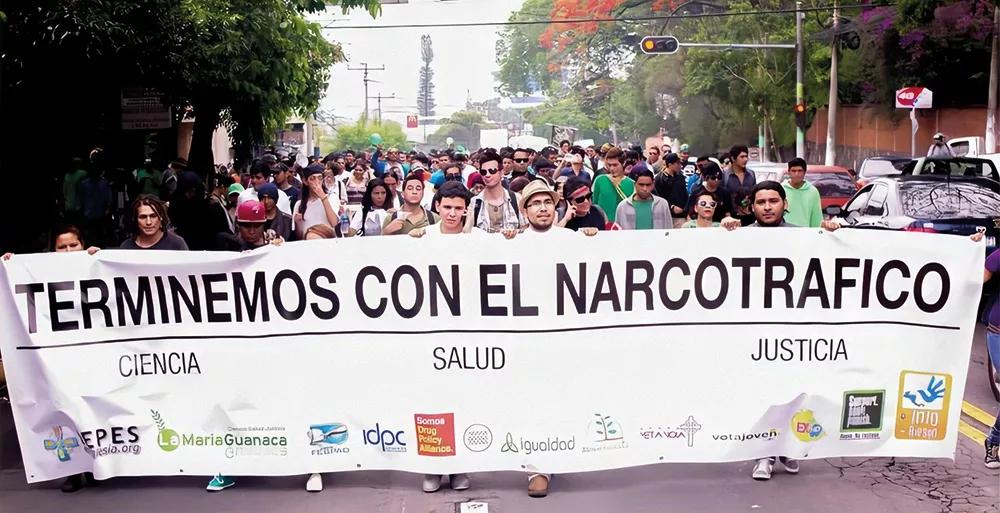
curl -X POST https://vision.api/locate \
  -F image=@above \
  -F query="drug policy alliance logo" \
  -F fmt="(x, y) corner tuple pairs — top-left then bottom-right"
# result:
(43, 426), (80, 462)
(895, 370), (952, 441)
(791, 410), (825, 442)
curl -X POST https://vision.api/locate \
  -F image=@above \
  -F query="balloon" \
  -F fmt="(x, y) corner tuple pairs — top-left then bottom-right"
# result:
(369, 133), (383, 146)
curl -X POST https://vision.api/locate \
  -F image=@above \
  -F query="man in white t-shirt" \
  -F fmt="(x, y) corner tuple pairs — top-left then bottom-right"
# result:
(410, 182), (485, 237)
(238, 162), (291, 215)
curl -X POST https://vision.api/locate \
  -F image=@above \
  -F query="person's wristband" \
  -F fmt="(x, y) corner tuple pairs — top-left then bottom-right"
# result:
(320, 195), (329, 202)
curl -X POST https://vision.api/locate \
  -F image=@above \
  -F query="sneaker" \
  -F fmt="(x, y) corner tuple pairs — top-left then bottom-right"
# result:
(305, 473), (323, 492)
(752, 458), (773, 480)
(527, 473), (549, 498)
(986, 440), (1000, 469)
(206, 474), (235, 492)
(779, 456), (800, 474)
(422, 474), (442, 493)
(450, 473), (470, 490)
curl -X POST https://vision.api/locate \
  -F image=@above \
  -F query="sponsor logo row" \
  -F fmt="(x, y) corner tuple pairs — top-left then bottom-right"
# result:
(40, 369), (952, 464)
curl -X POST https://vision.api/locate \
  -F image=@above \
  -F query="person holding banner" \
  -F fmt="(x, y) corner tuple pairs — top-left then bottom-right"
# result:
(719, 180), (837, 480)
(980, 245), (1000, 468)
(3, 225), (98, 492)
(119, 197), (189, 250)
(405, 180), (475, 492)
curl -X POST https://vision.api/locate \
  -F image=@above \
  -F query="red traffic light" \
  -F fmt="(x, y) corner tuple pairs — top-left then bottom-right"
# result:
(640, 36), (680, 55)
(794, 103), (806, 114)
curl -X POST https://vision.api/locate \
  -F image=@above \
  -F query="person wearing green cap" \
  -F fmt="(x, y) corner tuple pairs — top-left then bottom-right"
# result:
(226, 182), (245, 226)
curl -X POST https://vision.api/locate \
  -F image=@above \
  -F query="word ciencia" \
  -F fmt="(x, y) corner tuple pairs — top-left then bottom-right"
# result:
(12, 257), (951, 334)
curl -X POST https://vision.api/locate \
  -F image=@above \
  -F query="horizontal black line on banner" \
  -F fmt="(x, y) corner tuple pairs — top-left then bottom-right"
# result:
(14, 320), (960, 351)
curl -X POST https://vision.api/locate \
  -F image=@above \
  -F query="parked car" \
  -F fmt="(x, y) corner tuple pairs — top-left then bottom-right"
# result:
(826, 175), (1000, 251)
(857, 156), (910, 187)
(802, 165), (857, 209)
(901, 157), (1000, 188)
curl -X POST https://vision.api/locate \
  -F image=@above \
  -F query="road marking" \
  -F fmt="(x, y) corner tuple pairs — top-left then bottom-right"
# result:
(959, 419), (987, 445)
(962, 400), (996, 428)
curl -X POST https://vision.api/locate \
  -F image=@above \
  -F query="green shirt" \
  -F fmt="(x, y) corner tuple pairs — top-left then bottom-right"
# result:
(592, 175), (634, 223)
(632, 198), (654, 230)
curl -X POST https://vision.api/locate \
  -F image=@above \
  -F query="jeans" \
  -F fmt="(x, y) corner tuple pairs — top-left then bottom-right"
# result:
(987, 332), (1000, 444)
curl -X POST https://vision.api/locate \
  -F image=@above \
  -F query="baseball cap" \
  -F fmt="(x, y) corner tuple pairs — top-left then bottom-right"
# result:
(933, 133), (945, 140)
(227, 183), (245, 196)
(236, 200), (266, 223)
(518, 180), (559, 211)
(679, 144), (690, 152)
(665, 153), (682, 165)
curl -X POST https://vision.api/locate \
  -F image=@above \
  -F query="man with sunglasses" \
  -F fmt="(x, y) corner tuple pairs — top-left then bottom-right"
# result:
(616, 169), (673, 230)
(469, 150), (523, 233)
(558, 176), (607, 233)
(654, 153), (689, 227)
(684, 162), (734, 222)
(511, 148), (532, 180)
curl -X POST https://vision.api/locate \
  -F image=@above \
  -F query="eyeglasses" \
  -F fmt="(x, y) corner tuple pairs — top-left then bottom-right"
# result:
(571, 193), (593, 204)
(513, 158), (530, 164)
(480, 167), (500, 175)
(697, 200), (718, 208)
(526, 198), (555, 209)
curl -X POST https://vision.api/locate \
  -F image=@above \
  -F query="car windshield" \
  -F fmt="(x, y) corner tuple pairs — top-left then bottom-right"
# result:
(900, 181), (1000, 218)
(862, 159), (907, 177)
(806, 172), (855, 197)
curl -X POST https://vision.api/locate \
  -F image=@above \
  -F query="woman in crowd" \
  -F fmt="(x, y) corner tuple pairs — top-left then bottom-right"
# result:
(349, 179), (395, 237)
(683, 190), (722, 228)
(344, 160), (373, 212)
(295, 164), (342, 239)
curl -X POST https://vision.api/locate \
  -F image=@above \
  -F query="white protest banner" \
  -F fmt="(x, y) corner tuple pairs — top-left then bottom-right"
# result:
(0, 229), (982, 483)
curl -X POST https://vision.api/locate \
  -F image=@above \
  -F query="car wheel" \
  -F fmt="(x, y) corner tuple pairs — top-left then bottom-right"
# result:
(988, 342), (1000, 403)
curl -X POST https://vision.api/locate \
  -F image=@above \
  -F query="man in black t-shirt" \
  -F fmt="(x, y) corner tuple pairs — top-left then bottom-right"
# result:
(559, 176), (606, 233)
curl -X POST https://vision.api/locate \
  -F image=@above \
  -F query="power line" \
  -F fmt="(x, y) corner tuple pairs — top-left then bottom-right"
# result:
(321, 3), (892, 30)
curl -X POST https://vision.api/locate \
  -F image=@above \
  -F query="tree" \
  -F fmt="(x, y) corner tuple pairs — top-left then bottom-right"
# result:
(334, 120), (411, 152)
(417, 34), (436, 117)
(429, 110), (486, 148)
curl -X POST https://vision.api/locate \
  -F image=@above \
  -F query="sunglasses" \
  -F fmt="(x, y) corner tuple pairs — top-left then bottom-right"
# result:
(479, 167), (500, 175)
(704, 175), (720, 181)
(697, 200), (718, 208)
(446, 174), (463, 181)
(571, 193), (593, 204)
(513, 158), (530, 163)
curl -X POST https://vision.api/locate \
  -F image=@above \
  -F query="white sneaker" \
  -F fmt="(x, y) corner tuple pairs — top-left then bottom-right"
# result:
(752, 458), (773, 480)
(422, 474), (442, 493)
(779, 457), (799, 474)
(305, 473), (323, 492)
(450, 473), (470, 490)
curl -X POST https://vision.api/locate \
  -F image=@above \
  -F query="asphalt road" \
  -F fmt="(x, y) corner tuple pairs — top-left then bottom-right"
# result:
(0, 329), (997, 513)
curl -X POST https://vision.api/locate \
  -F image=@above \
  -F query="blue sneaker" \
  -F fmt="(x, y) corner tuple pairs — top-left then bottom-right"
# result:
(206, 474), (235, 492)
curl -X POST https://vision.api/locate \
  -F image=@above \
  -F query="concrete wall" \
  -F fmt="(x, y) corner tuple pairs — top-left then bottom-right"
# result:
(807, 105), (990, 168)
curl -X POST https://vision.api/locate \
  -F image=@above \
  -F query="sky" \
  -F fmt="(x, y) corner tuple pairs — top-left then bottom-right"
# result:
(313, 0), (527, 130)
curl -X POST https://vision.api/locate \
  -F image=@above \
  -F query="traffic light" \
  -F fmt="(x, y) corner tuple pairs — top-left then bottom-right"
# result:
(640, 36), (680, 55)
(794, 103), (807, 129)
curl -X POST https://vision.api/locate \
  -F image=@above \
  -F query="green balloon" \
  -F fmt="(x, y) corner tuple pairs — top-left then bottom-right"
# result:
(369, 133), (383, 145)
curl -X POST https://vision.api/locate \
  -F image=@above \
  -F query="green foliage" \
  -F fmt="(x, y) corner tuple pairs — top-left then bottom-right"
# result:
(334, 120), (411, 152)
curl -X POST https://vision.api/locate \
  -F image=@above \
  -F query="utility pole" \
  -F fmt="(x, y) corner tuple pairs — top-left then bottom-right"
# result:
(367, 93), (396, 125)
(825, 0), (840, 165)
(986, 5), (999, 154)
(347, 62), (385, 125)
(795, 1), (806, 159)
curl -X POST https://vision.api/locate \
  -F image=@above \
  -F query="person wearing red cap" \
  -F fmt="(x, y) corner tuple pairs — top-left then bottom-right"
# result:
(214, 200), (284, 252)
